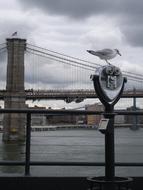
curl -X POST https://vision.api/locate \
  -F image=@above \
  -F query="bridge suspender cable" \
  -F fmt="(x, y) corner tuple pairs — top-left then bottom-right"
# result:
(27, 43), (102, 68)
(26, 47), (97, 70)
(0, 43), (6, 46)
(0, 46), (6, 51)
(0, 40), (142, 82)
(26, 46), (143, 83)
(26, 48), (143, 83)
(27, 43), (143, 80)
(26, 50), (94, 72)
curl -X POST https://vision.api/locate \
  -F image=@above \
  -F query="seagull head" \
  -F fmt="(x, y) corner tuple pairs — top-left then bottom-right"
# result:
(86, 50), (96, 55)
(87, 50), (92, 53)
(114, 49), (121, 56)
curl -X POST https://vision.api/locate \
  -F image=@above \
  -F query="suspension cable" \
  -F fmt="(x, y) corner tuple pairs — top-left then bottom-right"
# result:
(27, 43), (102, 67)
(27, 43), (143, 79)
(26, 45), (143, 85)
(0, 43), (6, 46)
(27, 47), (97, 70)
(0, 46), (6, 51)
(26, 49), (143, 84)
(26, 50), (94, 72)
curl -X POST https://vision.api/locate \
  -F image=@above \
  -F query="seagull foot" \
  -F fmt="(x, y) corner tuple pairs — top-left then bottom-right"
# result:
(105, 60), (111, 65)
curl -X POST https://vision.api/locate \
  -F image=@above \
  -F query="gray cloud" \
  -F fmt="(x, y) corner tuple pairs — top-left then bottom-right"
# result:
(19, 0), (114, 18)
(18, 0), (143, 47)
(121, 25), (143, 47)
(18, 0), (143, 18)
(0, 15), (37, 87)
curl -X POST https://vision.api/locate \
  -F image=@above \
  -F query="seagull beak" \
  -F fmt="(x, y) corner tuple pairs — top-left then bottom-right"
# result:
(118, 52), (121, 56)
(87, 50), (92, 54)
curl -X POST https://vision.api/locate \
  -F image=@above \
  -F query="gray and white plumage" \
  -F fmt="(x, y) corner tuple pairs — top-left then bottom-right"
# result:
(87, 48), (121, 64)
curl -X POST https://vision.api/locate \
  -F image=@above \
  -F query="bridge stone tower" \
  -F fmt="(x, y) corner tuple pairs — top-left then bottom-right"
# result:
(3, 38), (26, 142)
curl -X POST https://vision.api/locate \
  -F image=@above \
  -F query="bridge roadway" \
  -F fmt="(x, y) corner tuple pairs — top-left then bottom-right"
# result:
(0, 89), (142, 102)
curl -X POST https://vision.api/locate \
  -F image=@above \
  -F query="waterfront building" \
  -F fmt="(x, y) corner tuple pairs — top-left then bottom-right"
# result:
(85, 103), (104, 126)
(85, 103), (126, 127)
(46, 107), (77, 125)
(28, 105), (47, 126)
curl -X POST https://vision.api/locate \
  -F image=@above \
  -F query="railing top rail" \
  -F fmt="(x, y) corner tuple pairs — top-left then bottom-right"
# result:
(0, 108), (143, 115)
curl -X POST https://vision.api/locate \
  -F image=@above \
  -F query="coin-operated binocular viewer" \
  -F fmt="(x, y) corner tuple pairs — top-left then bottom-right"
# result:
(87, 65), (133, 190)
(91, 65), (126, 131)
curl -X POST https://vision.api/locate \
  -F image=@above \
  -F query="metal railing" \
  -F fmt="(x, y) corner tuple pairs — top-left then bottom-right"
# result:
(1, 108), (143, 176)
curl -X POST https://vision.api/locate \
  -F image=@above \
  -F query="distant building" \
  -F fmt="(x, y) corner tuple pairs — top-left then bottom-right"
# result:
(0, 106), (3, 125)
(114, 112), (125, 126)
(125, 106), (143, 124)
(76, 115), (86, 125)
(85, 103), (127, 127)
(46, 107), (77, 125)
(28, 105), (47, 126)
(85, 103), (104, 125)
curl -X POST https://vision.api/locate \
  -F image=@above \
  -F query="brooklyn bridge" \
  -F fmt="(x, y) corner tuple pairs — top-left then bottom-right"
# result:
(0, 37), (143, 142)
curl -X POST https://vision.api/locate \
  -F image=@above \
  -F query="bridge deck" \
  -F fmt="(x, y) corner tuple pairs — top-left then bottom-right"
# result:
(0, 89), (142, 100)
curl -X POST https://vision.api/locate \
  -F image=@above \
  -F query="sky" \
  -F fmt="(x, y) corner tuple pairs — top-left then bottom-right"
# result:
(0, 0), (143, 109)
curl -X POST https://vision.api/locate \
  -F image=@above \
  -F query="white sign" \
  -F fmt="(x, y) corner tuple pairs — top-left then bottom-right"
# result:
(98, 119), (109, 130)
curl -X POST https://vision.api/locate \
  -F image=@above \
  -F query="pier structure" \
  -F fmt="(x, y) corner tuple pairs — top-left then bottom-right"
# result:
(3, 38), (26, 142)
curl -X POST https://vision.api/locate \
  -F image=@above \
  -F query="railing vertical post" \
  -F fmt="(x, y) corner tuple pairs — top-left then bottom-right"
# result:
(104, 106), (115, 181)
(25, 112), (31, 176)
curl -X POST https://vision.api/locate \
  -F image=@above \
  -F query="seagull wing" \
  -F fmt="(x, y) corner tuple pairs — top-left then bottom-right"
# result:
(100, 49), (114, 54)
(93, 49), (113, 56)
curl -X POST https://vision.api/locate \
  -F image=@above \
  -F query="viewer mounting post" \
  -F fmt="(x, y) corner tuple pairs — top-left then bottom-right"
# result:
(3, 38), (26, 142)
(87, 65), (133, 189)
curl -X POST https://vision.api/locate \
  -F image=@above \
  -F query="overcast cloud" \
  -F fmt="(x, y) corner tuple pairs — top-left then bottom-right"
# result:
(0, 0), (143, 108)
(19, 0), (143, 47)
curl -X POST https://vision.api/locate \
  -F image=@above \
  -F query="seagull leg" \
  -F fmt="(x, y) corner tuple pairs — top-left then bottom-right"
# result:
(105, 59), (111, 65)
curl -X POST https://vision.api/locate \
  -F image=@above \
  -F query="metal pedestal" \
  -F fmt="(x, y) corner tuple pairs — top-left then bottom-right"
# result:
(88, 65), (132, 190)
(87, 176), (133, 190)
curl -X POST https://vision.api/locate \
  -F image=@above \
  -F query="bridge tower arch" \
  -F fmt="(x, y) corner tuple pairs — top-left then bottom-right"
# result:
(3, 38), (26, 142)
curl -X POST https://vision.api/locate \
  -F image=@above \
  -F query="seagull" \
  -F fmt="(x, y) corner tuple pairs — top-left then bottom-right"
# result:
(87, 48), (121, 65)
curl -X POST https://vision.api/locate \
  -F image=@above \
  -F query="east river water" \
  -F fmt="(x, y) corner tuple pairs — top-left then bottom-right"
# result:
(0, 128), (143, 177)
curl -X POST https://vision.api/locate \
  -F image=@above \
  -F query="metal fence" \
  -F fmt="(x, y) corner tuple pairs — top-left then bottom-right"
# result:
(0, 108), (143, 176)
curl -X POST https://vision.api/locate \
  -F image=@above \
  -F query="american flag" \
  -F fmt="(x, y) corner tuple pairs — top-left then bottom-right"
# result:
(12, 31), (17, 36)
